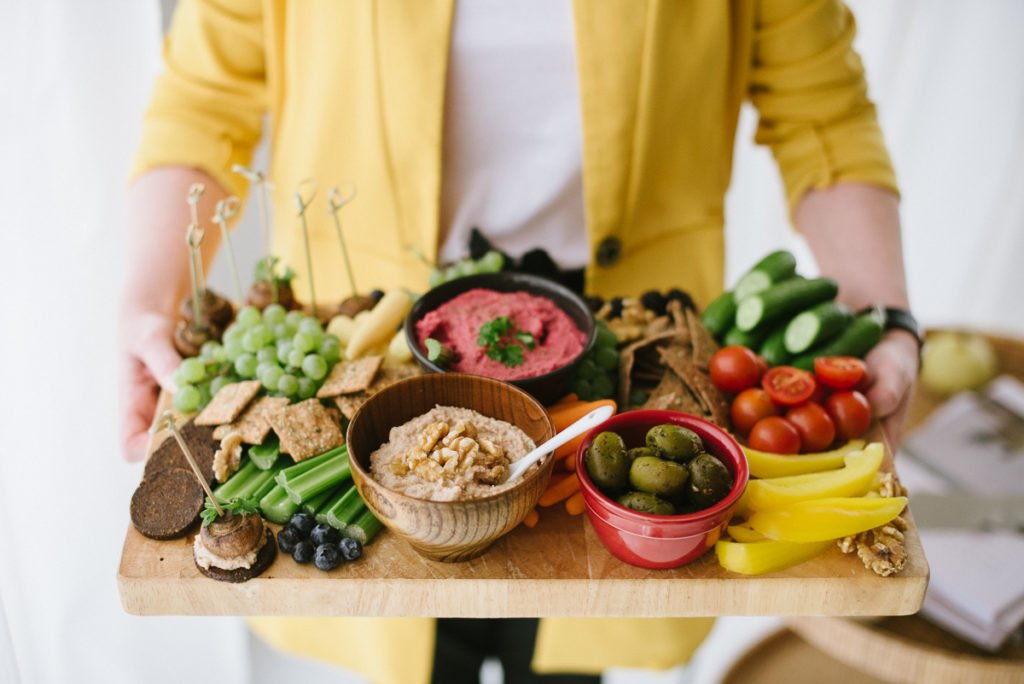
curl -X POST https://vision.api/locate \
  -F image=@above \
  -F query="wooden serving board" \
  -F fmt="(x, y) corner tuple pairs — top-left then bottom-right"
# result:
(119, 415), (928, 617)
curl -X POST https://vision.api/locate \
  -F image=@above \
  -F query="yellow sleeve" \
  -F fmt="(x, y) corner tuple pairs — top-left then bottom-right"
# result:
(131, 0), (266, 198)
(749, 0), (899, 216)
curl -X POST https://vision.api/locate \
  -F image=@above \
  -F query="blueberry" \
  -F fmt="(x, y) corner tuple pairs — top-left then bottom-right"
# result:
(338, 537), (363, 561)
(608, 297), (624, 319)
(289, 512), (316, 538)
(292, 540), (315, 564)
(368, 289), (385, 303)
(310, 523), (341, 547)
(314, 543), (343, 571)
(666, 289), (695, 312)
(584, 295), (605, 313)
(640, 290), (667, 316)
(277, 526), (301, 554)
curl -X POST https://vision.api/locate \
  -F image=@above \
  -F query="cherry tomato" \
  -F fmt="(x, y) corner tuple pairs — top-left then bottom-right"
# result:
(748, 416), (801, 454)
(730, 388), (780, 435)
(786, 402), (837, 452)
(814, 357), (868, 391)
(710, 346), (763, 393)
(825, 390), (872, 440)
(761, 366), (817, 406)
(754, 354), (769, 377)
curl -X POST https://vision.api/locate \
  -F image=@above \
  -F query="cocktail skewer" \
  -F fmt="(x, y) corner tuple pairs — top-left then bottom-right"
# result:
(327, 183), (358, 297)
(294, 179), (319, 318)
(212, 196), (243, 303)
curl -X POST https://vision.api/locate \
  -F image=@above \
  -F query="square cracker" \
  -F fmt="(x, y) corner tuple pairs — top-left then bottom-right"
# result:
(316, 356), (384, 398)
(332, 365), (421, 419)
(266, 398), (344, 461)
(213, 396), (290, 444)
(195, 380), (261, 426)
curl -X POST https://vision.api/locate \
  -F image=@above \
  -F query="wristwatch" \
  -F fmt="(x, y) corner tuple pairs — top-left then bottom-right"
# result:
(860, 305), (924, 353)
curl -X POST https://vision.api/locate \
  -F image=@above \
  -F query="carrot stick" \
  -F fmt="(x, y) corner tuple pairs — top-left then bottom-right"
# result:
(552, 393), (579, 406)
(554, 434), (585, 461)
(549, 399), (616, 433)
(565, 454), (577, 471)
(565, 491), (586, 516)
(523, 508), (539, 528)
(539, 473), (580, 507)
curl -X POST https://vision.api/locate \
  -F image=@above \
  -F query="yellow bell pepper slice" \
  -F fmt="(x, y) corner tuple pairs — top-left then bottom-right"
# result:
(716, 538), (833, 575)
(742, 443), (884, 511)
(747, 496), (907, 542)
(743, 440), (866, 479)
(725, 524), (768, 543)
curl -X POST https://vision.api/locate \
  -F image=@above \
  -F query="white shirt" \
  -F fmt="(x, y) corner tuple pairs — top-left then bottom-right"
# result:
(438, 0), (589, 269)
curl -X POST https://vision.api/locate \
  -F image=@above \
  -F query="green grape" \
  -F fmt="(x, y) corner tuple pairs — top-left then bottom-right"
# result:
(629, 389), (649, 407)
(199, 341), (221, 360)
(250, 323), (273, 347)
(273, 323), (291, 340)
(262, 303), (287, 325)
(319, 336), (341, 363)
(197, 381), (213, 408)
(297, 377), (317, 399)
(179, 357), (206, 384)
(173, 385), (201, 413)
(277, 340), (294, 365)
(277, 373), (298, 397)
(223, 324), (245, 344)
(595, 324), (618, 350)
(428, 269), (445, 288)
(302, 354), (328, 380)
(171, 367), (190, 391)
(260, 365), (284, 391)
(479, 250), (504, 273)
(285, 310), (304, 327)
(242, 330), (262, 353)
(234, 353), (258, 378)
(257, 347), (278, 364)
(298, 317), (322, 336)
(570, 378), (594, 402)
(256, 360), (279, 378)
(443, 265), (459, 282)
(577, 359), (598, 381)
(595, 346), (619, 371)
(286, 348), (305, 369)
(236, 306), (261, 328)
(293, 331), (316, 353)
(454, 259), (477, 277)
(591, 374), (615, 400)
(224, 338), (245, 361)
(209, 375), (230, 397)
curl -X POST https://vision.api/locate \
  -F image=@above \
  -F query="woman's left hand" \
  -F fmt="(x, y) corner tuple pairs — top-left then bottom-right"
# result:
(862, 330), (920, 449)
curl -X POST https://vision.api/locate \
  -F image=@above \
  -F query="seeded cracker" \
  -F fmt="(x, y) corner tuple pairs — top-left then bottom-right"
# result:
(213, 396), (289, 444)
(332, 365), (421, 419)
(315, 355), (384, 398)
(195, 380), (261, 426)
(266, 398), (344, 461)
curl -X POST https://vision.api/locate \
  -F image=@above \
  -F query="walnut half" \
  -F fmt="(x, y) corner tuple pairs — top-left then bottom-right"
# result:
(397, 420), (510, 485)
(213, 432), (244, 483)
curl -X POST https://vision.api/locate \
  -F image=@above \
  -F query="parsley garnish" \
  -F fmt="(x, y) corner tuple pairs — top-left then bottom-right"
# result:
(477, 316), (536, 368)
(201, 495), (261, 526)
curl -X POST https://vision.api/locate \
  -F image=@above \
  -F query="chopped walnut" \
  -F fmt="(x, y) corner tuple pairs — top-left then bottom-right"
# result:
(213, 432), (244, 483)
(876, 471), (908, 498)
(837, 472), (910, 576)
(598, 298), (656, 344)
(394, 420), (510, 485)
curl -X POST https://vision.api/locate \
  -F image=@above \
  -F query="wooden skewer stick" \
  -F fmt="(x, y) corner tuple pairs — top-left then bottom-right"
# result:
(186, 184), (207, 294)
(232, 165), (278, 303)
(212, 196), (244, 303)
(156, 411), (224, 517)
(185, 223), (205, 324)
(327, 183), (358, 297)
(294, 179), (319, 317)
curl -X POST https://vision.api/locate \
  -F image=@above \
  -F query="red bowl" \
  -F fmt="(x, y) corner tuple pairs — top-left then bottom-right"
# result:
(575, 410), (749, 570)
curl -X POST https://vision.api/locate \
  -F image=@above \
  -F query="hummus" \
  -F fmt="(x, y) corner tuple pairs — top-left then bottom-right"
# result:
(369, 406), (537, 501)
(416, 288), (586, 381)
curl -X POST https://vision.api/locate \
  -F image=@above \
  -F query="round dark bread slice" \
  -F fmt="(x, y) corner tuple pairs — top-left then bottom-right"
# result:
(143, 419), (217, 484)
(195, 529), (277, 583)
(130, 467), (205, 540)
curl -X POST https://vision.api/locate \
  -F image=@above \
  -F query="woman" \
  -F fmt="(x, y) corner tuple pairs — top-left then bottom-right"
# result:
(121, 1), (919, 681)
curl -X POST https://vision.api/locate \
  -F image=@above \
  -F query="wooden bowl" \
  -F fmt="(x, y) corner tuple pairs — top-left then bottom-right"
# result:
(346, 373), (556, 562)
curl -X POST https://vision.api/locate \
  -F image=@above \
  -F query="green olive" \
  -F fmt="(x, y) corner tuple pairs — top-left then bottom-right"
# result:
(629, 456), (689, 497)
(617, 491), (676, 515)
(688, 452), (733, 509)
(626, 446), (657, 462)
(645, 424), (703, 463)
(585, 431), (630, 492)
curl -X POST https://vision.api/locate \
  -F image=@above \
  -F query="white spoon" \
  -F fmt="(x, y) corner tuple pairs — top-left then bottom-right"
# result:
(506, 405), (615, 483)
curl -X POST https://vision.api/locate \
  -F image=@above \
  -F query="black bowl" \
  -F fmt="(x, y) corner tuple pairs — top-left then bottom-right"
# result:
(405, 272), (597, 406)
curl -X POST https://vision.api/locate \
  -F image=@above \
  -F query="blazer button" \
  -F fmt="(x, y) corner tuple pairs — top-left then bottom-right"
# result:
(595, 237), (622, 267)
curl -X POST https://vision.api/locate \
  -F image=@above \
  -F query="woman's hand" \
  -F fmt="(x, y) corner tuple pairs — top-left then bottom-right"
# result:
(119, 310), (180, 461)
(862, 330), (919, 449)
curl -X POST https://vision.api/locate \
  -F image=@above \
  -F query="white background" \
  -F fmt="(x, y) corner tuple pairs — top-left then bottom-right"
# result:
(0, 1), (1022, 683)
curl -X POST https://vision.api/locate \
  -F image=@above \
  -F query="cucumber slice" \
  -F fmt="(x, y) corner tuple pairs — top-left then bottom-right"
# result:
(783, 302), (854, 354)
(701, 291), (736, 338)
(759, 328), (791, 367)
(791, 309), (885, 370)
(249, 437), (280, 470)
(735, 277), (839, 332)
(733, 250), (798, 301)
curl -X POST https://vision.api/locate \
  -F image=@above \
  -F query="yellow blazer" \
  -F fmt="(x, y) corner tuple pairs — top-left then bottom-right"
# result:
(135, 1), (896, 681)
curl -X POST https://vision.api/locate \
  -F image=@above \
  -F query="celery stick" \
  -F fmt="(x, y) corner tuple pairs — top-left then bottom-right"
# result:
(302, 487), (336, 516)
(252, 470), (281, 502)
(213, 459), (261, 502)
(249, 437), (280, 470)
(281, 453), (352, 505)
(273, 446), (346, 488)
(260, 484), (300, 524)
(346, 508), (383, 545)
(228, 468), (277, 503)
(315, 484), (353, 524)
(324, 485), (363, 531)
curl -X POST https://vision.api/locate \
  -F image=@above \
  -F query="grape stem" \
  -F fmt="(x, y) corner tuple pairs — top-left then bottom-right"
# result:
(212, 196), (244, 302)
(294, 179), (319, 318)
(327, 184), (358, 297)
(156, 410), (224, 516)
